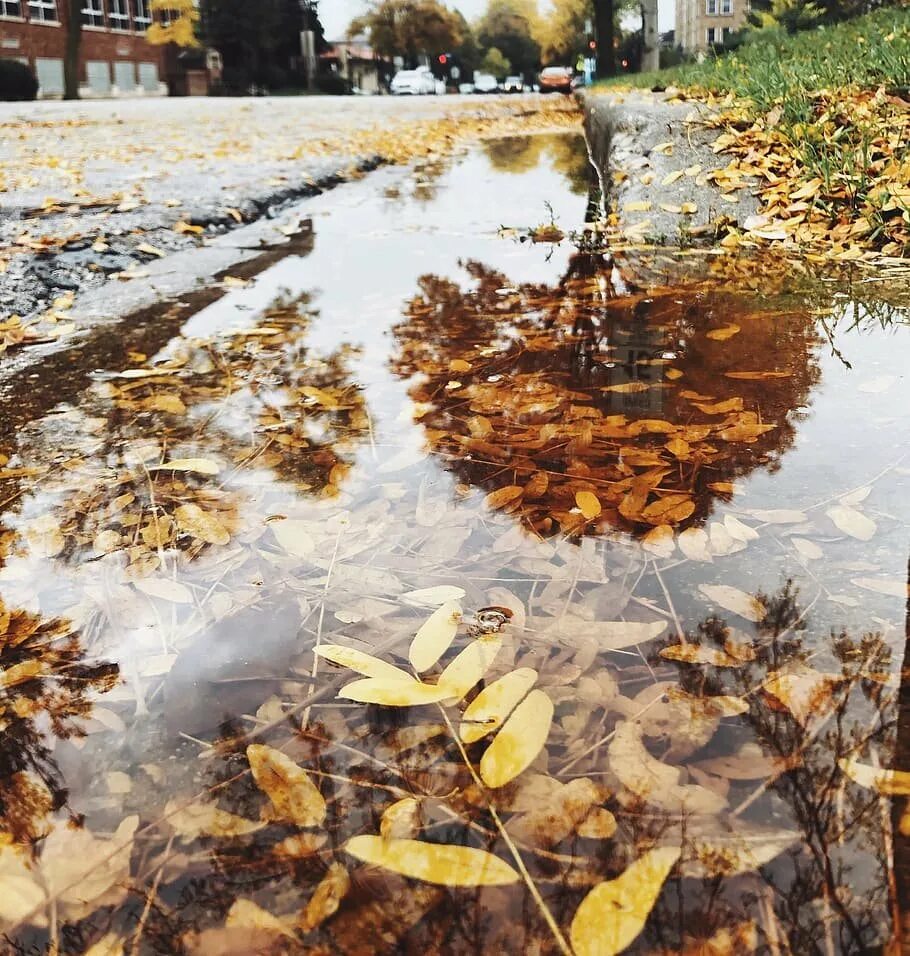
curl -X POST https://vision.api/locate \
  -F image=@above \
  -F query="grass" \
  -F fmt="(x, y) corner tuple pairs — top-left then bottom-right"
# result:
(594, 7), (910, 255)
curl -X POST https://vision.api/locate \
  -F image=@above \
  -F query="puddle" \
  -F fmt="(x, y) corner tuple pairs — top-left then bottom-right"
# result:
(1, 132), (909, 954)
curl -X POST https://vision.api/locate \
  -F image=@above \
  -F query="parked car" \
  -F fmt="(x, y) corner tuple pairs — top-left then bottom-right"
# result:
(458, 82), (475, 94)
(390, 67), (436, 95)
(538, 66), (574, 94)
(473, 72), (499, 94)
(503, 75), (523, 93)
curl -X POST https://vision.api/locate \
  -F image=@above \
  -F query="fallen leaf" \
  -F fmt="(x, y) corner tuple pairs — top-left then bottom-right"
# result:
(409, 600), (462, 672)
(792, 537), (823, 561)
(706, 324), (741, 341)
(678, 528), (712, 562)
(300, 862), (351, 931)
(459, 667), (538, 744)
(344, 836), (519, 886)
(851, 577), (907, 598)
(314, 645), (415, 682)
(438, 636), (503, 700)
(660, 644), (746, 667)
(247, 745), (326, 827)
(698, 584), (766, 622)
(381, 797), (422, 839)
(642, 524), (676, 558)
(337, 678), (452, 707)
(597, 620), (668, 650)
(570, 846), (681, 956)
(174, 504), (230, 546)
(839, 757), (910, 796)
(402, 585), (466, 606)
(480, 689), (554, 789)
(576, 490), (602, 520)
(226, 899), (296, 939)
(827, 505), (877, 541)
(148, 458), (220, 475)
(135, 577), (193, 605)
(271, 519), (315, 557)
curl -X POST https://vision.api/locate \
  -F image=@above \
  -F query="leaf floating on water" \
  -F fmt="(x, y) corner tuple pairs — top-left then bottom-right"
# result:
(409, 600), (462, 672)
(792, 537), (823, 561)
(725, 370), (792, 380)
(746, 508), (807, 524)
(226, 899), (296, 939)
(402, 585), (466, 607)
(459, 667), (538, 744)
(484, 485), (524, 510)
(314, 644), (415, 682)
(698, 584), (766, 622)
(762, 667), (840, 726)
(480, 689), (553, 789)
(576, 807), (618, 840)
(642, 524), (676, 558)
(344, 836), (520, 886)
(271, 518), (315, 557)
(597, 620), (668, 650)
(381, 797), (422, 839)
(570, 846), (681, 956)
(724, 514), (759, 542)
(576, 490), (602, 520)
(300, 862), (351, 932)
(641, 494), (694, 525)
(696, 742), (791, 780)
(338, 678), (453, 707)
(839, 757), (910, 795)
(850, 577), (907, 598)
(678, 528), (712, 562)
(438, 636), (503, 700)
(166, 800), (263, 840)
(247, 745), (326, 828)
(826, 505), (877, 541)
(716, 423), (776, 442)
(706, 324), (741, 341)
(135, 577), (193, 605)
(679, 819), (800, 877)
(147, 458), (220, 475)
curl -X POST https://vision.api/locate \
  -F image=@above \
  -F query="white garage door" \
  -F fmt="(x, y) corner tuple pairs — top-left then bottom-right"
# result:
(138, 62), (159, 92)
(114, 61), (136, 92)
(35, 57), (64, 95)
(86, 60), (111, 95)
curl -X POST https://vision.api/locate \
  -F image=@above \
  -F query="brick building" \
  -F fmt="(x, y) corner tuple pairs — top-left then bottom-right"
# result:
(0, 0), (166, 97)
(675, 0), (750, 52)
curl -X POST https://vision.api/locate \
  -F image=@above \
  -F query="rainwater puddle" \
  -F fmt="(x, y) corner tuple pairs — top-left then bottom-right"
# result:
(1, 133), (909, 954)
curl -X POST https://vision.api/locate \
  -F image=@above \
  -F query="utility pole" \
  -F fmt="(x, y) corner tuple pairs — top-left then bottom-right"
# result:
(593, 0), (616, 78)
(641, 0), (660, 72)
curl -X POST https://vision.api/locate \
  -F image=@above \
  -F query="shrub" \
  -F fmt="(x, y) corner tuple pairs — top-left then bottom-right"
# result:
(0, 59), (39, 101)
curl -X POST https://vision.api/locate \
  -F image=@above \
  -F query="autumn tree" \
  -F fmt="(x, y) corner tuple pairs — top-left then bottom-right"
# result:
(147, 0), (201, 48)
(349, 0), (463, 66)
(476, 0), (540, 78)
(480, 46), (512, 76)
(535, 0), (589, 63)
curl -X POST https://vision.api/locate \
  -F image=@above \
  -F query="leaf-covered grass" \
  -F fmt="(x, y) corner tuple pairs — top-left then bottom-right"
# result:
(595, 7), (910, 255)
(598, 6), (910, 119)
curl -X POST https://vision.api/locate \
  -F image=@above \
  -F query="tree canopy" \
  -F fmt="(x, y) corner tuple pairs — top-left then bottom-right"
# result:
(476, 0), (541, 76)
(349, 0), (463, 64)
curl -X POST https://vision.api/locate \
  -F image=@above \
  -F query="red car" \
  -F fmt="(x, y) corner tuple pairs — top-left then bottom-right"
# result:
(538, 66), (574, 94)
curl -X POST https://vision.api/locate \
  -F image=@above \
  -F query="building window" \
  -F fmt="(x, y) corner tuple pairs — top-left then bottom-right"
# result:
(721, 0), (733, 13)
(706, 26), (717, 44)
(82, 0), (104, 26)
(705, 0), (718, 13)
(109, 0), (128, 27)
(0, 0), (22, 17)
(132, 0), (149, 29)
(28, 0), (57, 19)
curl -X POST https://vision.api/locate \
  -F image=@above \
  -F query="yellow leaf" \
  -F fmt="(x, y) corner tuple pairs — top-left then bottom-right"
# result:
(135, 242), (165, 258)
(575, 490), (602, 520)
(344, 836), (519, 886)
(698, 584), (765, 622)
(480, 689), (553, 789)
(271, 518), (315, 557)
(661, 170), (684, 185)
(165, 800), (262, 840)
(247, 744), (326, 827)
(300, 862), (351, 931)
(135, 577), (193, 605)
(642, 524), (676, 558)
(716, 423), (776, 442)
(570, 846), (681, 956)
(641, 494), (694, 525)
(437, 636), (502, 700)
(706, 324), (741, 341)
(660, 643), (745, 667)
(226, 899), (296, 939)
(484, 485), (524, 510)
(826, 505), (877, 541)
(314, 644), (415, 683)
(148, 457), (220, 475)
(623, 200), (653, 212)
(174, 503), (230, 546)
(82, 933), (126, 956)
(597, 620), (667, 650)
(652, 141), (674, 154)
(409, 600), (463, 672)
(380, 797), (422, 839)
(460, 667), (538, 744)
(725, 370), (791, 380)
(839, 757), (910, 796)
(337, 677), (453, 707)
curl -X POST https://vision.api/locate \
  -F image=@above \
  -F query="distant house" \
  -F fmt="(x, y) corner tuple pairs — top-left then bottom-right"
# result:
(675, 0), (750, 52)
(320, 39), (383, 94)
(0, 0), (167, 97)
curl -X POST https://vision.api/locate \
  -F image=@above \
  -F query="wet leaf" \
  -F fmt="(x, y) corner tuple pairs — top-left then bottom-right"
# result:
(679, 819), (800, 877)
(175, 503), (230, 546)
(576, 807), (618, 840)
(344, 836), (520, 886)
(314, 644), (416, 682)
(724, 514), (759, 542)
(642, 524), (676, 557)
(762, 667), (840, 725)
(166, 799), (264, 841)
(226, 899), (296, 939)
(839, 757), (910, 795)
(678, 528), (712, 562)
(484, 485), (524, 510)
(459, 667), (538, 744)
(247, 745), (326, 827)
(409, 600), (463, 672)
(706, 324), (741, 341)
(148, 458), (220, 475)
(851, 577), (907, 598)
(716, 423), (776, 442)
(792, 537), (823, 561)
(271, 519), (315, 557)
(696, 743), (793, 780)
(698, 584), (766, 622)
(746, 509), (807, 524)
(135, 577), (194, 604)
(827, 505), (877, 541)
(381, 797), (422, 839)
(660, 643), (746, 667)
(597, 620), (668, 650)
(300, 862), (351, 932)
(641, 494), (695, 525)
(337, 678), (452, 707)
(437, 636), (502, 700)
(402, 585), (466, 606)
(480, 689), (553, 788)
(83, 934), (126, 956)
(570, 846), (681, 956)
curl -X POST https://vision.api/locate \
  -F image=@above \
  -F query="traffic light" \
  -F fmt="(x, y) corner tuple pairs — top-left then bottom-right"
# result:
(438, 54), (448, 64)
(588, 37), (597, 51)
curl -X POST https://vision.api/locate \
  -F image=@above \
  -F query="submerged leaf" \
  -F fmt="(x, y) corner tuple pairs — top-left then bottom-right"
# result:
(839, 757), (910, 796)
(480, 689), (554, 789)
(301, 862), (351, 932)
(344, 836), (520, 886)
(148, 458), (220, 475)
(337, 678), (452, 707)
(402, 585), (466, 606)
(247, 745), (326, 827)
(827, 505), (877, 541)
(437, 636), (502, 700)
(598, 620), (668, 650)
(271, 519), (315, 557)
(409, 600), (462, 672)
(698, 584), (766, 622)
(576, 491), (602, 520)
(570, 846), (681, 956)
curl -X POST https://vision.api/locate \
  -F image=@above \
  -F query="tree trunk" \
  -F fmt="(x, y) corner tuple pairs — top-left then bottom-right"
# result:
(593, 0), (615, 79)
(891, 556), (910, 954)
(63, 0), (82, 100)
(640, 0), (660, 72)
